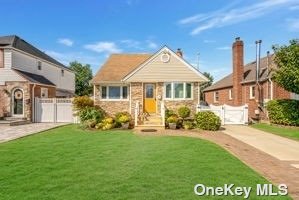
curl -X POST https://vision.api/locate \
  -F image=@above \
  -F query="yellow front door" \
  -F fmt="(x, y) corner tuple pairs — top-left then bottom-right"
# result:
(144, 83), (156, 113)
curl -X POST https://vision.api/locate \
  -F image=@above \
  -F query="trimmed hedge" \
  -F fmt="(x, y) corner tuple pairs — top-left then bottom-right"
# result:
(266, 99), (299, 126)
(195, 111), (221, 131)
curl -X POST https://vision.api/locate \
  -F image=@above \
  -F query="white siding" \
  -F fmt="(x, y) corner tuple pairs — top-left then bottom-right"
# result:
(126, 51), (205, 82)
(4, 50), (12, 69)
(0, 68), (26, 85)
(11, 50), (75, 91)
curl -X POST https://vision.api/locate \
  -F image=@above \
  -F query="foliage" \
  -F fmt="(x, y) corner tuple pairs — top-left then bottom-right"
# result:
(195, 111), (221, 131)
(69, 61), (93, 96)
(272, 39), (299, 94)
(183, 121), (194, 130)
(73, 96), (94, 111)
(178, 106), (191, 119)
(84, 119), (97, 129)
(115, 112), (131, 124)
(200, 72), (214, 100)
(166, 115), (178, 124)
(101, 117), (115, 130)
(165, 109), (175, 119)
(78, 106), (105, 124)
(266, 99), (299, 126)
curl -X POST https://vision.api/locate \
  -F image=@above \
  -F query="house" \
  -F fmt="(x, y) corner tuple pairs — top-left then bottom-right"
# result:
(92, 46), (208, 126)
(203, 37), (298, 120)
(0, 35), (75, 121)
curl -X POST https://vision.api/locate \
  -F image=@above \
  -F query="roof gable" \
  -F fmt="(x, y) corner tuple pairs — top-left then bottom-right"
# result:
(123, 46), (209, 82)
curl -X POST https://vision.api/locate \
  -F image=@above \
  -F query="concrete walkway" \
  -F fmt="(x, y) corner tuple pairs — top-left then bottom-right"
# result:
(0, 123), (68, 143)
(223, 125), (299, 162)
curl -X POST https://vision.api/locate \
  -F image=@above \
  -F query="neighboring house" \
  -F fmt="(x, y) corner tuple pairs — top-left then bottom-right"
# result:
(203, 37), (299, 120)
(92, 46), (208, 126)
(0, 35), (75, 121)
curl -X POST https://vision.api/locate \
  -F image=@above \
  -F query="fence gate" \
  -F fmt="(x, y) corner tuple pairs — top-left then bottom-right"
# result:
(197, 104), (248, 125)
(34, 98), (74, 123)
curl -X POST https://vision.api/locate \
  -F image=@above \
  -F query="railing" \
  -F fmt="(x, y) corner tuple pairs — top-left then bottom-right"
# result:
(160, 101), (165, 126)
(134, 101), (140, 126)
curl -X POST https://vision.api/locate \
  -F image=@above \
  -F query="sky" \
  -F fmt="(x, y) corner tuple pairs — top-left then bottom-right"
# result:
(1, 0), (299, 81)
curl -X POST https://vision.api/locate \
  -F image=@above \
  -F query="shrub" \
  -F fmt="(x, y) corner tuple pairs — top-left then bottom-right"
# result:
(266, 99), (299, 126)
(73, 96), (94, 111)
(178, 106), (191, 119)
(115, 112), (131, 124)
(84, 119), (97, 129)
(195, 111), (221, 131)
(166, 115), (178, 124)
(78, 106), (105, 124)
(101, 117), (115, 130)
(183, 121), (193, 130)
(165, 109), (175, 119)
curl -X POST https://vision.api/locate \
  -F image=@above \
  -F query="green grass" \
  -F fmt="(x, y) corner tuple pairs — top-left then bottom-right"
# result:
(0, 125), (290, 200)
(252, 123), (299, 141)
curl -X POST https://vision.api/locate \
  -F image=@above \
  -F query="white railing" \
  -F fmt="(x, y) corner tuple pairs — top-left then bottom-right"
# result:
(197, 104), (248, 125)
(161, 101), (165, 126)
(134, 101), (140, 126)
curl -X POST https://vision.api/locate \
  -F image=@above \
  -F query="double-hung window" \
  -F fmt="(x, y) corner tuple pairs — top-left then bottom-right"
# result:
(101, 85), (129, 100)
(164, 82), (192, 100)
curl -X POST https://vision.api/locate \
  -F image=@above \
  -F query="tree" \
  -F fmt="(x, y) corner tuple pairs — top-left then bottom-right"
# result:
(272, 39), (299, 94)
(69, 61), (93, 96)
(200, 72), (214, 100)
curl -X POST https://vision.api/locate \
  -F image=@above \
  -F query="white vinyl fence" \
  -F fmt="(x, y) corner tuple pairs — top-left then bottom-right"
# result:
(197, 104), (248, 125)
(34, 98), (78, 123)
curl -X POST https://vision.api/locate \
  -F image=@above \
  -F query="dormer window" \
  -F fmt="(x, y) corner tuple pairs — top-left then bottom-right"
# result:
(37, 61), (42, 70)
(61, 69), (64, 77)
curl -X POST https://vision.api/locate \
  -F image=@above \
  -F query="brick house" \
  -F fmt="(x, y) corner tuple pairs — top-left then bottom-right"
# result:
(92, 46), (208, 127)
(0, 35), (75, 121)
(203, 37), (298, 120)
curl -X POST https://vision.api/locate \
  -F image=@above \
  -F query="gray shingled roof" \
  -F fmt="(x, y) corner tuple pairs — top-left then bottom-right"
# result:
(203, 55), (274, 92)
(14, 69), (56, 86)
(0, 35), (70, 71)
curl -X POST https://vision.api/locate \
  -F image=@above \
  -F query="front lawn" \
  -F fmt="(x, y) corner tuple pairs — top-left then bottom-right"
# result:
(252, 123), (299, 141)
(0, 125), (290, 199)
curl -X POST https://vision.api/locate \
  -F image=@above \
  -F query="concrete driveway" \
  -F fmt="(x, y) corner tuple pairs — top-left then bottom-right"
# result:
(0, 123), (68, 143)
(223, 125), (299, 163)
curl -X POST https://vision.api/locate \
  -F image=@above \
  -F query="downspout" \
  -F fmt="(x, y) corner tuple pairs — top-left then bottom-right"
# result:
(32, 84), (36, 122)
(255, 40), (262, 104)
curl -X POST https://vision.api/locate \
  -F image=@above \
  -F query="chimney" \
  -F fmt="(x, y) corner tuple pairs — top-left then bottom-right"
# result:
(232, 37), (244, 106)
(176, 48), (183, 57)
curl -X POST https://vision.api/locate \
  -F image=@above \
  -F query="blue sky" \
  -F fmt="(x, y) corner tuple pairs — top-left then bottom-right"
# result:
(1, 0), (299, 81)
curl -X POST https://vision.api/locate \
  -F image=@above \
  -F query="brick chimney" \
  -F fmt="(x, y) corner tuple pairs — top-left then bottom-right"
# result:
(232, 37), (244, 106)
(176, 48), (183, 57)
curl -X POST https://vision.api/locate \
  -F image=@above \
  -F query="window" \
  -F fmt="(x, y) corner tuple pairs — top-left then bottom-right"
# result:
(37, 61), (42, 70)
(41, 88), (48, 98)
(214, 91), (219, 102)
(250, 86), (255, 99)
(101, 85), (129, 100)
(164, 82), (193, 99)
(229, 89), (233, 100)
(61, 69), (64, 77)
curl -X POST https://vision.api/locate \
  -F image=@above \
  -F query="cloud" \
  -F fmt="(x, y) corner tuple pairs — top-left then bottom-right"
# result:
(179, 0), (299, 35)
(287, 18), (299, 32)
(216, 46), (230, 50)
(57, 38), (74, 47)
(146, 40), (158, 49)
(289, 5), (299, 10)
(84, 42), (122, 54)
(120, 39), (141, 49)
(203, 39), (216, 43)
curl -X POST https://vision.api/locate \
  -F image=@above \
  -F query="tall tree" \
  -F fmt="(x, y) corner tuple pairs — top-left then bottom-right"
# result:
(200, 72), (214, 101)
(69, 61), (93, 96)
(272, 39), (299, 94)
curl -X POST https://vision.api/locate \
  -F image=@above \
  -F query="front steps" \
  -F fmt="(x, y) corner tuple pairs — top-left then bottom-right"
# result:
(0, 117), (31, 126)
(135, 113), (165, 129)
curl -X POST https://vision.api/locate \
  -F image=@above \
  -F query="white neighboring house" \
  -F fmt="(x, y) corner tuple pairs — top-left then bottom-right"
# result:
(0, 35), (75, 121)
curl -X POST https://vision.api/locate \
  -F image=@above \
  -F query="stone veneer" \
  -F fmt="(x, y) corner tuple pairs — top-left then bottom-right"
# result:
(0, 81), (31, 120)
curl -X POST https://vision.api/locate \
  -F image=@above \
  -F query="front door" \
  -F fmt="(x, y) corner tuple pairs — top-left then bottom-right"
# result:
(12, 88), (24, 117)
(144, 83), (156, 113)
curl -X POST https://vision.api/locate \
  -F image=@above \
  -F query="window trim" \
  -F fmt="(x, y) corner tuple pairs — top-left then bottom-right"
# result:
(229, 89), (233, 100)
(100, 85), (129, 101)
(250, 86), (255, 99)
(214, 91), (219, 102)
(164, 82), (193, 100)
